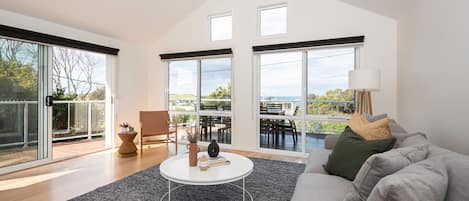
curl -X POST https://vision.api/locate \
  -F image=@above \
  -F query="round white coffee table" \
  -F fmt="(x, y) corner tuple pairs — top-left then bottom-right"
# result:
(159, 152), (254, 201)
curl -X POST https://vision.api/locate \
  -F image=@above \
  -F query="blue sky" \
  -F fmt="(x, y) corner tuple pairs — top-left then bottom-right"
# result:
(169, 58), (231, 97)
(52, 47), (107, 94)
(261, 47), (354, 98)
(169, 47), (354, 98)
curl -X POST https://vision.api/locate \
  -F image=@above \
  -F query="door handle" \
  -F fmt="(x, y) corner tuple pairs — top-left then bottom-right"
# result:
(45, 95), (54, 107)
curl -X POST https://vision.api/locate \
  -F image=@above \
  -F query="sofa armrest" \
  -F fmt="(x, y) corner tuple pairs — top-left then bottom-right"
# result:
(324, 135), (339, 150)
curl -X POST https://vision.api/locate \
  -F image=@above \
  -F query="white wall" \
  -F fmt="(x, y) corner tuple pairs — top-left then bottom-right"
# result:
(398, 0), (469, 155)
(147, 0), (398, 151)
(0, 9), (151, 145)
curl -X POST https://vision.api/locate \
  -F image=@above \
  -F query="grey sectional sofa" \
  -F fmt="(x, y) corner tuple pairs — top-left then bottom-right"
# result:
(291, 126), (469, 201)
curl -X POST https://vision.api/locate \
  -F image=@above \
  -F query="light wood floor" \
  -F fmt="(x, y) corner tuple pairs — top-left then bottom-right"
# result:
(0, 144), (306, 201)
(0, 138), (106, 168)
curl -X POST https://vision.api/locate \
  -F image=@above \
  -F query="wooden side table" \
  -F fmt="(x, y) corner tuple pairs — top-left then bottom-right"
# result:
(118, 131), (138, 157)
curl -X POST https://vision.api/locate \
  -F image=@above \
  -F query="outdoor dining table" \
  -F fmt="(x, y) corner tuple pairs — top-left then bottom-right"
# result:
(260, 111), (286, 145)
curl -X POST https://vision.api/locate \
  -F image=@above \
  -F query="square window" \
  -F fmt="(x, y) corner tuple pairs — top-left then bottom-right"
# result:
(259, 5), (287, 36)
(210, 14), (232, 41)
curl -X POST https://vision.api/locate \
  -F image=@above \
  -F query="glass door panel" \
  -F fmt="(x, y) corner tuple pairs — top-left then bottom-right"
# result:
(307, 47), (355, 116)
(168, 60), (198, 112)
(0, 37), (48, 168)
(168, 58), (233, 145)
(51, 47), (110, 160)
(200, 58), (231, 111)
(259, 52), (303, 151)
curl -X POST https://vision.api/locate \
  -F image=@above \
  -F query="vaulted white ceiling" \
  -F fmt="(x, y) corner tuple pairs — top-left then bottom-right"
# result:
(0, 0), (206, 43)
(339, 0), (412, 20)
(0, 0), (409, 43)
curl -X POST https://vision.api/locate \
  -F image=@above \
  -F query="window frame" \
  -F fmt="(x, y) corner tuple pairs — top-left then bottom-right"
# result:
(165, 56), (234, 144)
(209, 12), (233, 41)
(255, 45), (360, 153)
(257, 3), (288, 37)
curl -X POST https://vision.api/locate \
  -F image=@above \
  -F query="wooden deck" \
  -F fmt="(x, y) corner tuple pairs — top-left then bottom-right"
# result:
(0, 143), (306, 201)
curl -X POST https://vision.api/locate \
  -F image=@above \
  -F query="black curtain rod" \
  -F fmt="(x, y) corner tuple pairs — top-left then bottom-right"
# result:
(0, 24), (119, 56)
(253, 36), (364, 52)
(160, 48), (232, 60)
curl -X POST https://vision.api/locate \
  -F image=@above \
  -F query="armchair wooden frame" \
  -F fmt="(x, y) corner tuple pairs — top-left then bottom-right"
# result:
(139, 111), (178, 154)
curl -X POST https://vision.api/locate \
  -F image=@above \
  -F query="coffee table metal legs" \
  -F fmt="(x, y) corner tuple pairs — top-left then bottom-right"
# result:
(243, 177), (245, 201)
(160, 179), (253, 201)
(168, 180), (171, 201)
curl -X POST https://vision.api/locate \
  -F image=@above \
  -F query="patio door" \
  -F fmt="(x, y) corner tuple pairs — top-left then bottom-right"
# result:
(51, 46), (114, 160)
(167, 57), (233, 145)
(0, 37), (50, 170)
(257, 46), (357, 154)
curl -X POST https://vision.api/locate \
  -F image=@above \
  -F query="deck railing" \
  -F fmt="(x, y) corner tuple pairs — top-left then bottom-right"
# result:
(0, 100), (105, 148)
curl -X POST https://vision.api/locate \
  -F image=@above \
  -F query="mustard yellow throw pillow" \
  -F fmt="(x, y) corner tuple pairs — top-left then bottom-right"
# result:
(348, 113), (392, 140)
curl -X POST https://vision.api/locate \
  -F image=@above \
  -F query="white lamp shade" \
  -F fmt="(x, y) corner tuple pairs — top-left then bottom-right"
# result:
(348, 68), (381, 91)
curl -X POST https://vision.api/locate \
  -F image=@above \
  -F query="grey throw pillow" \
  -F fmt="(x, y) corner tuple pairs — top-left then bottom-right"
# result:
(368, 159), (448, 201)
(344, 143), (429, 201)
(399, 133), (427, 147)
(363, 113), (388, 122)
(362, 113), (407, 133)
(394, 132), (427, 147)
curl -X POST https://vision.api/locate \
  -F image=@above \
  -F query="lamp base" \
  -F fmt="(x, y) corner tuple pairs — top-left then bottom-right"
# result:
(356, 90), (373, 115)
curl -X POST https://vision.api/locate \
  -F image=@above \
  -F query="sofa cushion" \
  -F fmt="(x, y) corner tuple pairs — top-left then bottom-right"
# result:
(304, 149), (331, 174)
(291, 173), (352, 201)
(344, 143), (429, 201)
(426, 147), (469, 201)
(443, 153), (469, 201)
(324, 134), (339, 150)
(324, 127), (396, 181)
(368, 159), (448, 201)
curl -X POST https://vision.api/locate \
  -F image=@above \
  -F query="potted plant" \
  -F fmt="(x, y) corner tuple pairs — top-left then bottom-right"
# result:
(120, 121), (130, 132)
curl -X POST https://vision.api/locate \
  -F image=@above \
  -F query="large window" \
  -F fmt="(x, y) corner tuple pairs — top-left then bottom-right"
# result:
(168, 57), (232, 144)
(258, 47), (356, 152)
(258, 4), (287, 36)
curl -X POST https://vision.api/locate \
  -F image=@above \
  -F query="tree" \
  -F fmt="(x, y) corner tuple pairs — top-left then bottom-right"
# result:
(87, 86), (105, 100)
(52, 47), (98, 99)
(308, 89), (355, 116)
(0, 60), (38, 100)
(303, 88), (355, 135)
(205, 82), (231, 109)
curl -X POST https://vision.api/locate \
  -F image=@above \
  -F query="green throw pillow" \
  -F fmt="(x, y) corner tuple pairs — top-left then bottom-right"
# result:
(324, 127), (396, 181)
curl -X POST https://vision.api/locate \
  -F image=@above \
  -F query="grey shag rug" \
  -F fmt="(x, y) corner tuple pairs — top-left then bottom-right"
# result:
(70, 158), (305, 201)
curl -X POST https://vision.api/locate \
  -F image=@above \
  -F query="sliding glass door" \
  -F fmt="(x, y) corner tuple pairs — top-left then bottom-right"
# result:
(0, 38), (115, 172)
(0, 37), (49, 168)
(51, 46), (112, 160)
(258, 46), (356, 153)
(168, 57), (232, 144)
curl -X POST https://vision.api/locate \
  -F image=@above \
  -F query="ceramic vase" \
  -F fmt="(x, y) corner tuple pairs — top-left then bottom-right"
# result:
(189, 143), (198, 167)
(208, 140), (220, 158)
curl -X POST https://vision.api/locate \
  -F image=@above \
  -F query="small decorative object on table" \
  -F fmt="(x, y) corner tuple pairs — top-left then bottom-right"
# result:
(120, 121), (130, 132)
(199, 155), (209, 171)
(186, 127), (200, 167)
(208, 140), (220, 158)
(209, 155), (231, 167)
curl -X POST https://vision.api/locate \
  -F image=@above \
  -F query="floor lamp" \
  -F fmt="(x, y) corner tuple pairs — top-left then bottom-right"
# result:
(348, 68), (381, 115)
